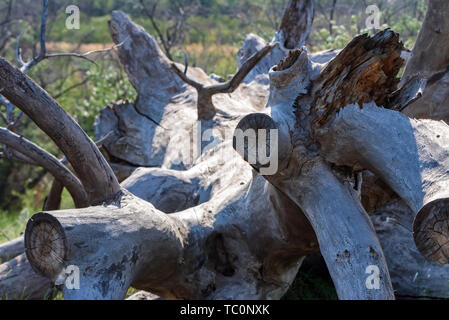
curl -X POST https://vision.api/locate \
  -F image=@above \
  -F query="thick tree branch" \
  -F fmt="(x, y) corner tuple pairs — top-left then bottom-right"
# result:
(301, 28), (449, 265)
(317, 104), (449, 265)
(0, 146), (39, 165)
(0, 253), (55, 300)
(0, 127), (89, 208)
(44, 131), (118, 211)
(0, 58), (121, 205)
(278, 0), (314, 49)
(400, 0), (449, 123)
(25, 191), (187, 300)
(233, 31), (405, 299)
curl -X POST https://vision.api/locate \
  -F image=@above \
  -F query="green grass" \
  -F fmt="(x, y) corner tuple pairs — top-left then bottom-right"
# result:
(0, 206), (32, 247)
(0, 186), (75, 247)
(282, 271), (338, 300)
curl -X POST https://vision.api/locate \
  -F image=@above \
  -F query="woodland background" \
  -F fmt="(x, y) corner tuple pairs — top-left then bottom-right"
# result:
(0, 0), (428, 299)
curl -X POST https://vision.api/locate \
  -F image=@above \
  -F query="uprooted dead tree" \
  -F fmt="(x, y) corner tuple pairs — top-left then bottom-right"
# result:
(1, 0), (449, 300)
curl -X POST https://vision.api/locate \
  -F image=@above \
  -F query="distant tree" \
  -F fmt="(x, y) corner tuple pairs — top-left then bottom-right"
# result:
(138, 0), (201, 60)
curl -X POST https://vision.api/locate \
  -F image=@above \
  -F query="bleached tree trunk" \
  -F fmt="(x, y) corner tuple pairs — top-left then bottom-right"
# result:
(15, 2), (322, 299)
(2, 0), (449, 301)
(317, 104), (449, 265)
(360, 0), (449, 297)
(233, 31), (406, 299)
(401, 0), (449, 122)
(0, 253), (55, 300)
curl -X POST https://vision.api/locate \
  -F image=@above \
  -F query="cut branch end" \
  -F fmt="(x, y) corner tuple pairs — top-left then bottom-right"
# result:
(24, 212), (68, 280)
(414, 199), (449, 265)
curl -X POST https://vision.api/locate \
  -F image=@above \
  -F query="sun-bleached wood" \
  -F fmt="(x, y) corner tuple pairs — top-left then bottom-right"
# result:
(25, 173), (318, 299)
(317, 104), (449, 265)
(401, 0), (449, 123)
(6, 2), (449, 301)
(0, 253), (54, 300)
(25, 191), (186, 300)
(232, 33), (400, 299)
(20, 8), (321, 298)
(371, 199), (449, 298)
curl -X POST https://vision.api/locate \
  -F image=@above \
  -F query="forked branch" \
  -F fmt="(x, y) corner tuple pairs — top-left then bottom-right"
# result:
(171, 43), (277, 120)
(0, 57), (121, 205)
(1, 0), (124, 130)
(0, 127), (89, 208)
(16, 1), (125, 73)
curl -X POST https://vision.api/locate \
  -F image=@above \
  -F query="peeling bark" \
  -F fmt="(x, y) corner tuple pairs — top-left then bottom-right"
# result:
(278, 0), (314, 49)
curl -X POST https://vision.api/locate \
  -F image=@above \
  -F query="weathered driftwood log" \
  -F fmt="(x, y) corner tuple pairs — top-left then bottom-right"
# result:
(300, 27), (449, 265)
(14, 2), (318, 300)
(233, 28), (449, 299)
(233, 34), (396, 299)
(25, 191), (186, 300)
(0, 253), (55, 300)
(360, 0), (449, 297)
(92, 2), (449, 300)
(0, 48), (124, 298)
(2, 0), (449, 301)
(24, 174), (318, 299)
(317, 103), (449, 265)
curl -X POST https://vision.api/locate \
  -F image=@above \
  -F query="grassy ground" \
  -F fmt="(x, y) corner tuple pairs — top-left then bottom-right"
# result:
(283, 254), (338, 300)
(0, 187), (75, 250)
